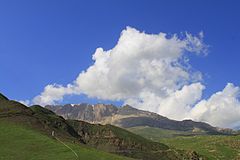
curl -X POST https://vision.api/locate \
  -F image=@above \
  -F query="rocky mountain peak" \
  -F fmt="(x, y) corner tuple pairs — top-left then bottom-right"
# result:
(46, 103), (227, 135)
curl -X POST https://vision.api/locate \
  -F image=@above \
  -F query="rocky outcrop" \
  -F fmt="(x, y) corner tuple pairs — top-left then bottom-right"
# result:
(46, 103), (225, 134)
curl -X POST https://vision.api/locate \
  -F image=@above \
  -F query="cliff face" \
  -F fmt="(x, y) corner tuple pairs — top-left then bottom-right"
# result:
(46, 104), (118, 122)
(46, 104), (222, 134)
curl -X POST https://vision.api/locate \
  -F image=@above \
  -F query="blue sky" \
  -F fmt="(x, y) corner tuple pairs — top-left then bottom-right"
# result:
(0, 0), (240, 106)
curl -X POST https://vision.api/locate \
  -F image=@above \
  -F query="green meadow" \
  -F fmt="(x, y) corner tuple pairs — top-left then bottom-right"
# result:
(129, 126), (240, 160)
(0, 121), (131, 160)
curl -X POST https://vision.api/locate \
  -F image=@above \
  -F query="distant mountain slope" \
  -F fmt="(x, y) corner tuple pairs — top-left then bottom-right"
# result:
(0, 93), (201, 160)
(46, 104), (230, 135)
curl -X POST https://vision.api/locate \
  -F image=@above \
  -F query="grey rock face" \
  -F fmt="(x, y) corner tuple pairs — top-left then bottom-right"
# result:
(46, 103), (118, 122)
(45, 103), (225, 134)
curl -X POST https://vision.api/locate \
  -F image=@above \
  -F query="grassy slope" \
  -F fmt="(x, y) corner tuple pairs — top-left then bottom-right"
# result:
(128, 126), (240, 160)
(0, 93), (206, 159)
(68, 120), (182, 160)
(160, 135), (240, 160)
(0, 120), (131, 160)
(69, 120), (169, 150)
(0, 96), (179, 160)
(128, 126), (198, 139)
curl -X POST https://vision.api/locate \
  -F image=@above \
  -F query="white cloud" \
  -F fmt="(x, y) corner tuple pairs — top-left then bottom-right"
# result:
(33, 27), (205, 112)
(33, 84), (75, 106)
(30, 26), (240, 128)
(33, 26), (206, 105)
(74, 27), (206, 100)
(190, 83), (240, 128)
(124, 82), (205, 120)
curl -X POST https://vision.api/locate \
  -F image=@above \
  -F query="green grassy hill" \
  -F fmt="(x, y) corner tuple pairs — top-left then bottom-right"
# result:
(0, 120), (131, 160)
(128, 126), (202, 139)
(160, 135), (240, 160)
(68, 120), (175, 160)
(128, 126), (240, 160)
(0, 92), (201, 160)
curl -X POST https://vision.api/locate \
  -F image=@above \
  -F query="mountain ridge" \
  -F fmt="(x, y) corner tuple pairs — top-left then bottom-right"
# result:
(46, 103), (237, 135)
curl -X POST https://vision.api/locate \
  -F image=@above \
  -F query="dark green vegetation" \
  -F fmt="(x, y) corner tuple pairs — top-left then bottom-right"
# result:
(68, 120), (183, 160)
(0, 120), (132, 160)
(0, 93), (8, 101)
(0, 93), (201, 160)
(128, 126), (240, 160)
(160, 135), (240, 160)
(0, 94), (128, 160)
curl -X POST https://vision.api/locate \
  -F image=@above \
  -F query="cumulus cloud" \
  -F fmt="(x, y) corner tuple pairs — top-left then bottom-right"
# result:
(74, 27), (206, 100)
(33, 27), (206, 104)
(190, 83), (240, 128)
(31, 26), (240, 128)
(33, 84), (75, 106)
(125, 82), (205, 120)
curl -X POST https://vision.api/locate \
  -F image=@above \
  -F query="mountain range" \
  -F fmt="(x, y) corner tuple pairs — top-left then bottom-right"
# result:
(46, 103), (235, 135)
